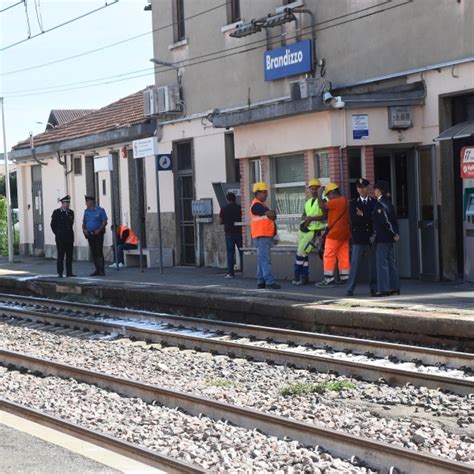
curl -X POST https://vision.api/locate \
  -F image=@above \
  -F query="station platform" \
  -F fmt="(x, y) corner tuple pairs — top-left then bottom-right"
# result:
(0, 411), (159, 473)
(0, 256), (473, 347)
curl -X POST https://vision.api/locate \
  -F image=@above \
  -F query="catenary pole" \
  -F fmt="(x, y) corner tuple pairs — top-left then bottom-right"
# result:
(1, 97), (14, 263)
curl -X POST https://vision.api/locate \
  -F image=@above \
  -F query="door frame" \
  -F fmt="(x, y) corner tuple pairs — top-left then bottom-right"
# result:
(31, 165), (45, 254)
(415, 145), (440, 280)
(173, 139), (195, 266)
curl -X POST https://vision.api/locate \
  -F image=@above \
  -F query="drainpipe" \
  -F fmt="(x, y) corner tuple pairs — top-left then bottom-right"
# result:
(29, 132), (48, 166)
(56, 151), (73, 194)
(294, 8), (317, 74)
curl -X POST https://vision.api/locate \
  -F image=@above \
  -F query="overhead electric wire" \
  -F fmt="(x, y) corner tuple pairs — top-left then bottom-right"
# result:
(0, 2), (230, 76)
(0, 0), (23, 13)
(0, 0), (394, 77)
(3, 0), (413, 98)
(23, 0), (31, 38)
(0, 0), (119, 52)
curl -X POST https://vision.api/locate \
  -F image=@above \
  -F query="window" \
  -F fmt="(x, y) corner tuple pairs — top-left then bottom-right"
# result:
(73, 157), (82, 175)
(314, 151), (330, 182)
(226, 0), (241, 24)
(272, 154), (305, 245)
(249, 159), (261, 185)
(173, 0), (185, 42)
(347, 148), (362, 198)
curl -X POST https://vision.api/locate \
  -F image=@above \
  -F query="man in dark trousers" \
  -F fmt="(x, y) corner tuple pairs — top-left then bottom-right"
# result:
(82, 195), (108, 276)
(219, 192), (242, 278)
(346, 178), (377, 296)
(50, 195), (75, 278)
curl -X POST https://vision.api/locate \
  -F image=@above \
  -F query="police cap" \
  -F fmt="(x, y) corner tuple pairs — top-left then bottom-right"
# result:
(60, 195), (71, 203)
(374, 180), (390, 192)
(356, 178), (370, 188)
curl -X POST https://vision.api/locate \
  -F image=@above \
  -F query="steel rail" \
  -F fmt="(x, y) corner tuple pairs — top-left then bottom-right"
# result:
(1, 349), (471, 474)
(0, 399), (204, 474)
(1, 306), (473, 396)
(0, 293), (471, 368)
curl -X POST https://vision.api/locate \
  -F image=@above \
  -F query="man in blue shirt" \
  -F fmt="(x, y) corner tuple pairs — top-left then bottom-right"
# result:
(82, 195), (108, 276)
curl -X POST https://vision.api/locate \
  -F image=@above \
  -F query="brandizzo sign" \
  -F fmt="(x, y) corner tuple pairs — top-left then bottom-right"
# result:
(264, 39), (313, 81)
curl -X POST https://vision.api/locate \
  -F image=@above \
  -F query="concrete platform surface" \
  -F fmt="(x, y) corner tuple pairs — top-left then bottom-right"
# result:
(0, 256), (472, 315)
(0, 411), (163, 473)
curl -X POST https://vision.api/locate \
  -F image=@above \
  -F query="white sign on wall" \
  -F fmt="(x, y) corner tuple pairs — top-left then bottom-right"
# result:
(132, 137), (159, 158)
(352, 114), (369, 140)
(94, 155), (113, 172)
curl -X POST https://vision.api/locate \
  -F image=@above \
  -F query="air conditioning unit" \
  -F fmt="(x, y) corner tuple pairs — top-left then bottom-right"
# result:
(290, 78), (320, 100)
(388, 106), (413, 129)
(143, 85), (181, 116)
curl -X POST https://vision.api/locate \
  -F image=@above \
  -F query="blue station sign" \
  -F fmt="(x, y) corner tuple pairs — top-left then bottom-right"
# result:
(264, 39), (313, 81)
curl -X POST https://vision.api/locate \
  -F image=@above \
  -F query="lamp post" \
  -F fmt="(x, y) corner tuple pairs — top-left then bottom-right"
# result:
(1, 97), (14, 263)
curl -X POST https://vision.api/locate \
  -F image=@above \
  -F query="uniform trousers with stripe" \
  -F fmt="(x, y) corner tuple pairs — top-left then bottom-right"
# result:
(323, 238), (350, 282)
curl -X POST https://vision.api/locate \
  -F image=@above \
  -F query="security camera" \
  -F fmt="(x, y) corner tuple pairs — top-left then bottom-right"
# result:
(333, 96), (345, 109)
(323, 92), (333, 105)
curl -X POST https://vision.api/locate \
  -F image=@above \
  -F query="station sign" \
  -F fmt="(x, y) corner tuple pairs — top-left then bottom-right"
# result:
(156, 153), (173, 171)
(461, 146), (474, 179)
(264, 39), (312, 81)
(94, 154), (113, 172)
(132, 137), (159, 159)
(352, 114), (369, 140)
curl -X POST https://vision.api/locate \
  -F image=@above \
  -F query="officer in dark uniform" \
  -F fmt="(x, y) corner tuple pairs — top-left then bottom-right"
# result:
(51, 195), (75, 278)
(372, 180), (400, 296)
(346, 178), (377, 296)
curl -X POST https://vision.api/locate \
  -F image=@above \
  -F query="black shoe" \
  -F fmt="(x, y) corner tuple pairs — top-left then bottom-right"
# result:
(257, 283), (266, 289)
(389, 289), (400, 295)
(57, 274), (63, 278)
(266, 283), (281, 290)
(370, 290), (377, 297)
(99, 272), (106, 276)
(90, 271), (99, 276)
(346, 291), (353, 297)
(66, 274), (77, 277)
(372, 291), (390, 297)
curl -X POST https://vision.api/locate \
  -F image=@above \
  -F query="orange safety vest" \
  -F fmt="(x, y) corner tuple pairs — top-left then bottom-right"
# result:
(118, 226), (139, 245)
(249, 198), (275, 239)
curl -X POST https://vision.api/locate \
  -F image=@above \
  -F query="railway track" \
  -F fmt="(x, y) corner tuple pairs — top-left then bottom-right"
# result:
(0, 293), (472, 396)
(1, 349), (472, 474)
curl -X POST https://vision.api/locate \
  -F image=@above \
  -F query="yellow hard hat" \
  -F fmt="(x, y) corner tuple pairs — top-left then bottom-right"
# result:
(324, 182), (339, 194)
(308, 178), (321, 188)
(253, 181), (269, 193)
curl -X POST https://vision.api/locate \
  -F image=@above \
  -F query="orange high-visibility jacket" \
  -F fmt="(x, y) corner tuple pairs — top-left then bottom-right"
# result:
(118, 226), (139, 245)
(249, 198), (275, 239)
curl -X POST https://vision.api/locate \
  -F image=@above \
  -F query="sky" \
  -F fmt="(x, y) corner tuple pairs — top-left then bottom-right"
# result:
(0, 0), (154, 152)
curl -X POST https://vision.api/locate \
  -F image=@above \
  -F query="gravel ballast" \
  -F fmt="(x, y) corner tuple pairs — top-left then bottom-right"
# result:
(1, 322), (473, 465)
(0, 368), (374, 473)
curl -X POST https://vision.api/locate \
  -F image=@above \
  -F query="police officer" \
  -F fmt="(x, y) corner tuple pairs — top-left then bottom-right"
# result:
(82, 195), (108, 276)
(346, 178), (377, 296)
(51, 195), (75, 278)
(372, 180), (400, 297)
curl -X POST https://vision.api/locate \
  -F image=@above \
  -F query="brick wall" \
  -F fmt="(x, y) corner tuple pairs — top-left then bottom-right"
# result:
(363, 145), (375, 186)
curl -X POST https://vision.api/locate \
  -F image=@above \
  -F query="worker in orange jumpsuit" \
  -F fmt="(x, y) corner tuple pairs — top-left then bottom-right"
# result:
(109, 225), (139, 268)
(315, 182), (351, 287)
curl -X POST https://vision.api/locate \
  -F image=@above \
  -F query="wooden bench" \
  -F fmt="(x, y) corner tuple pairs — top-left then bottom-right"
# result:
(123, 248), (174, 268)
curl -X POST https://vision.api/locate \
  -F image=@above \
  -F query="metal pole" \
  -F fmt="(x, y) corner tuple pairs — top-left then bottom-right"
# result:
(1, 97), (14, 263)
(155, 156), (164, 274)
(110, 169), (119, 271)
(134, 158), (144, 272)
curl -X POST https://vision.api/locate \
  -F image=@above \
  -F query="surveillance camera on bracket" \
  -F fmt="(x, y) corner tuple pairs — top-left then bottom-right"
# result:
(323, 92), (345, 109)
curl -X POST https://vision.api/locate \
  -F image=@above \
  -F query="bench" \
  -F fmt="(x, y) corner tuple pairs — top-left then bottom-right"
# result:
(123, 248), (174, 268)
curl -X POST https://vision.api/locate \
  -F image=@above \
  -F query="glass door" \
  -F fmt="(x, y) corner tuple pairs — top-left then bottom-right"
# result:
(416, 146), (440, 280)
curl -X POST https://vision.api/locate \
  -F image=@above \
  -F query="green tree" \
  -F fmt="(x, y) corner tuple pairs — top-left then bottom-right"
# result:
(0, 171), (18, 208)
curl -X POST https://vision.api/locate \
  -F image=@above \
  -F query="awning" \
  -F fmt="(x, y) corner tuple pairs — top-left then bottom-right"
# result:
(434, 120), (474, 141)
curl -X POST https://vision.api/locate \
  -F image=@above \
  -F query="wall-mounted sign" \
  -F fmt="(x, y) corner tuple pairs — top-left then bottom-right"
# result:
(352, 114), (369, 140)
(94, 154), (113, 172)
(156, 153), (172, 171)
(132, 136), (159, 159)
(461, 146), (474, 179)
(264, 39), (312, 81)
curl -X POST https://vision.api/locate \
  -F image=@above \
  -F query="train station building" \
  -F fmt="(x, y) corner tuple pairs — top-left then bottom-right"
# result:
(9, 0), (474, 281)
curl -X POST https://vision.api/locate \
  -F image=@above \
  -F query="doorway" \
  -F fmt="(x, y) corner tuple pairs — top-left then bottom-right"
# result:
(374, 149), (418, 278)
(415, 146), (440, 280)
(128, 149), (147, 247)
(31, 165), (44, 255)
(174, 141), (195, 265)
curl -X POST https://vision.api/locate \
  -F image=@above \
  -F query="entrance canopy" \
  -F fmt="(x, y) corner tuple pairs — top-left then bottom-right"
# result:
(435, 120), (474, 141)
